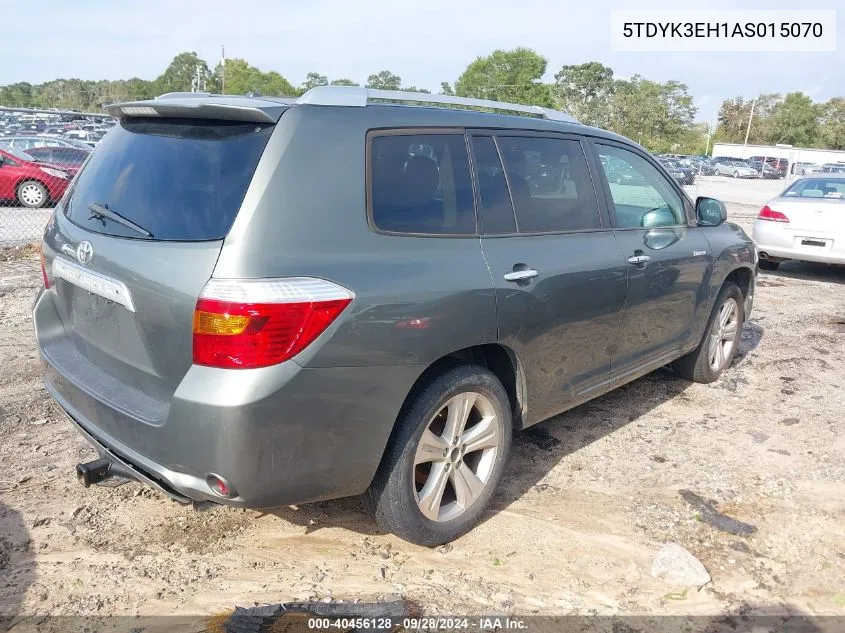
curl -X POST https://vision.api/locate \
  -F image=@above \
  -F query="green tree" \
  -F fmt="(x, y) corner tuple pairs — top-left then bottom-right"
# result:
(439, 82), (455, 96)
(301, 72), (328, 92)
(768, 92), (819, 146)
(454, 48), (552, 107)
(402, 86), (431, 94)
(330, 78), (359, 86)
(715, 97), (753, 144)
(366, 70), (401, 90)
(552, 61), (615, 126)
(0, 82), (39, 107)
(817, 97), (845, 149)
(608, 76), (697, 152)
(155, 51), (210, 93)
(212, 59), (296, 96)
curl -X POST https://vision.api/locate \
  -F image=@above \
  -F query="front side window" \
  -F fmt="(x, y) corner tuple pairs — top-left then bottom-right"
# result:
(370, 133), (475, 235)
(496, 136), (602, 233)
(595, 144), (686, 229)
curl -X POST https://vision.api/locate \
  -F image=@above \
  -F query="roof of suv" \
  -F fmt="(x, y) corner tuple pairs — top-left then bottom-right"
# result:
(105, 86), (635, 147)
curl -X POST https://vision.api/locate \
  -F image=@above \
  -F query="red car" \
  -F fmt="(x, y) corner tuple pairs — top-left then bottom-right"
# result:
(22, 146), (90, 177)
(0, 147), (71, 208)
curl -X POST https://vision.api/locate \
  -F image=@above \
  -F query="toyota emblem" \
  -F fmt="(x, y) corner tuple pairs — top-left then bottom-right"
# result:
(76, 241), (94, 266)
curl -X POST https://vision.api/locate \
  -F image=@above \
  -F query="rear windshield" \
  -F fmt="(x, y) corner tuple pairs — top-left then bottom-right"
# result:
(65, 118), (274, 241)
(784, 178), (845, 199)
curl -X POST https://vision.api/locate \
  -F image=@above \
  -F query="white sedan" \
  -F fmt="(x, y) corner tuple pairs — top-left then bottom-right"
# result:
(752, 175), (845, 270)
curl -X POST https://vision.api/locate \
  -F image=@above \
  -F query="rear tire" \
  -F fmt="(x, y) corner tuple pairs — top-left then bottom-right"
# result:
(364, 364), (512, 546)
(16, 180), (48, 209)
(759, 260), (780, 271)
(673, 283), (744, 384)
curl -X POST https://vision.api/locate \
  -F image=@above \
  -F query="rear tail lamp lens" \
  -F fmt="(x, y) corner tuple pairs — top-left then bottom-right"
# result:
(757, 205), (789, 223)
(192, 277), (354, 369)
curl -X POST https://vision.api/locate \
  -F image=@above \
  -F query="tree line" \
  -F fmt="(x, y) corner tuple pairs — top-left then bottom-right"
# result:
(2, 48), (843, 152)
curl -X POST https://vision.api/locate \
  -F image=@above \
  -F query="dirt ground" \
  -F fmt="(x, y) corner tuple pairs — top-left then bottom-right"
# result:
(1, 178), (844, 621)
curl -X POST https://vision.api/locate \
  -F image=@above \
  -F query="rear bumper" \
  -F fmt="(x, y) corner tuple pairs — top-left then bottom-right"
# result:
(34, 288), (423, 508)
(752, 221), (845, 264)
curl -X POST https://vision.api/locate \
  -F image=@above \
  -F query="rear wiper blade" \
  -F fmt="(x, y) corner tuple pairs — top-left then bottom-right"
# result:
(88, 202), (154, 238)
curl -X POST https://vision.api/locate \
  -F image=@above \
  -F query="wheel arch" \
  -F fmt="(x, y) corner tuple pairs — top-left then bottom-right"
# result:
(402, 343), (526, 430)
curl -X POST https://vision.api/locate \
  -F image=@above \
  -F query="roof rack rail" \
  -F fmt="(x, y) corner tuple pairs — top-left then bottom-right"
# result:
(295, 86), (578, 123)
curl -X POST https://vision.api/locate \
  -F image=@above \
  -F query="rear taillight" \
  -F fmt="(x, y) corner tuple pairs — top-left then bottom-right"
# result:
(758, 205), (789, 223)
(39, 249), (50, 289)
(192, 278), (354, 369)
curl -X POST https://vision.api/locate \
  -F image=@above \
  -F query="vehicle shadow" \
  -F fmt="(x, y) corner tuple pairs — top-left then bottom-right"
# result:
(584, 602), (834, 633)
(268, 322), (764, 542)
(761, 260), (845, 286)
(0, 500), (35, 629)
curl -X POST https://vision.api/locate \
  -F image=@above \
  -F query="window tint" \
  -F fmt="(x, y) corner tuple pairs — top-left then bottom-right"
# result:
(496, 136), (601, 233)
(596, 145), (686, 229)
(471, 136), (516, 234)
(65, 118), (273, 241)
(370, 133), (475, 235)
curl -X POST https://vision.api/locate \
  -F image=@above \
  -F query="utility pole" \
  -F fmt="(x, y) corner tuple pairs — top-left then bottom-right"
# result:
(221, 45), (226, 94)
(743, 98), (757, 147)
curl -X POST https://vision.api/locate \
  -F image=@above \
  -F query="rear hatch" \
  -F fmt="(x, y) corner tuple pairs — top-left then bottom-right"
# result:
(39, 112), (276, 417)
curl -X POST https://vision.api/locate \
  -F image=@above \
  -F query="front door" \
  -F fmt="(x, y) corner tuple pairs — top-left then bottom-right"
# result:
(592, 142), (714, 373)
(471, 132), (628, 424)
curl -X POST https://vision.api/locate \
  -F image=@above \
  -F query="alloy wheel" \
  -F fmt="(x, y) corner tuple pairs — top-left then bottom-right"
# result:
(413, 391), (500, 522)
(708, 297), (739, 371)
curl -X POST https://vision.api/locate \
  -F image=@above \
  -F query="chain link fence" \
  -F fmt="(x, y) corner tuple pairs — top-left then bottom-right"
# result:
(1, 101), (112, 247)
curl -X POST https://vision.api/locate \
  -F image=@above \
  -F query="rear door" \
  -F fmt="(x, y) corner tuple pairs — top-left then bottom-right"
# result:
(472, 131), (628, 424)
(590, 141), (713, 373)
(40, 116), (275, 407)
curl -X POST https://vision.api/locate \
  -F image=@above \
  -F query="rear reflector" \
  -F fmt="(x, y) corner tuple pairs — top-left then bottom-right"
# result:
(39, 249), (50, 289)
(193, 277), (354, 369)
(758, 205), (789, 223)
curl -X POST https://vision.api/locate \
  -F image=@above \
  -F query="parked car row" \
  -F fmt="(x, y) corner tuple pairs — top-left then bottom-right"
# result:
(1, 109), (115, 149)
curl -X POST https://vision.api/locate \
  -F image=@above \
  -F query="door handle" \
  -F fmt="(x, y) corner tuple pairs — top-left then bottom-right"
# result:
(627, 255), (651, 265)
(503, 269), (538, 282)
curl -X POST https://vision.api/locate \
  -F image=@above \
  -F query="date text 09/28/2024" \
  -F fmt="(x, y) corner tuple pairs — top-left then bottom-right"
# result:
(307, 617), (528, 630)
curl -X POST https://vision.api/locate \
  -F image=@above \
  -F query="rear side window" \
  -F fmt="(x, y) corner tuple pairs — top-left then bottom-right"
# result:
(496, 136), (602, 233)
(65, 118), (274, 241)
(369, 133), (476, 235)
(471, 136), (517, 234)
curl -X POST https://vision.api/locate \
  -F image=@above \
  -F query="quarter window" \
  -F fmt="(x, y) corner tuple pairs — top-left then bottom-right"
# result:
(370, 133), (476, 235)
(596, 145), (686, 228)
(496, 136), (602, 233)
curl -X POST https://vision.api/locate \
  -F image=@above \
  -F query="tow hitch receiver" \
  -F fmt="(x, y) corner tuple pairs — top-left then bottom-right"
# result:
(76, 457), (113, 487)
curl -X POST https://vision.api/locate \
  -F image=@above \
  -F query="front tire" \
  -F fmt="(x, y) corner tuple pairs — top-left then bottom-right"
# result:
(16, 180), (49, 209)
(673, 283), (744, 384)
(364, 364), (513, 546)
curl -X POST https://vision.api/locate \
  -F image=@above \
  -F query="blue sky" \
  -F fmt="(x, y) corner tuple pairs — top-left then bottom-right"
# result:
(1, 0), (841, 122)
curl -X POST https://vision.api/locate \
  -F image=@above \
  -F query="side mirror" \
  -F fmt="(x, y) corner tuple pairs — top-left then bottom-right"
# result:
(696, 196), (727, 226)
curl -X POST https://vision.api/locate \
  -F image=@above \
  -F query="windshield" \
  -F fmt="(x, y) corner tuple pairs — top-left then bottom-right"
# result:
(65, 117), (274, 241)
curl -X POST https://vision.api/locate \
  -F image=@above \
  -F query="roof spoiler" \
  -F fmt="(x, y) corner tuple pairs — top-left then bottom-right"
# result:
(106, 95), (288, 123)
